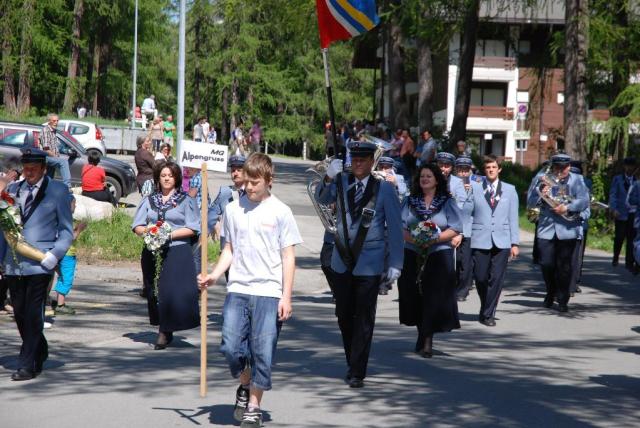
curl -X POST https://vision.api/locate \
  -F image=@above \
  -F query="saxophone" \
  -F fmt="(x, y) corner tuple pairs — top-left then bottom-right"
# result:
(306, 135), (391, 233)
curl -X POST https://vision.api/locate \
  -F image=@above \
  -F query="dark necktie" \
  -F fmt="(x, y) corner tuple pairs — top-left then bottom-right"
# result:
(354, 181), (364, 206)
(23, 184), (35, 216)
(489, 185), (496, 208)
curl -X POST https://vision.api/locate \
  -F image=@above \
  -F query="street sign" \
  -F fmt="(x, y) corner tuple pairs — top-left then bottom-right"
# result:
(514, 130), (531, 140)
(517, 103), (528, 120)
(179, 140), (228, 172)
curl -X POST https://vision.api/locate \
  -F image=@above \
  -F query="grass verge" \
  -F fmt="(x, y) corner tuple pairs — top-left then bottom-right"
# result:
(76, 211), (220, 263)
(518, 209), (615, 254)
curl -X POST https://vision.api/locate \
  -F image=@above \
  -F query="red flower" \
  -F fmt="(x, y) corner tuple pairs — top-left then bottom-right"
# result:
(150, 226), (159, 234)
(1, 191), (14, 205)
(156, 220), (163, 227)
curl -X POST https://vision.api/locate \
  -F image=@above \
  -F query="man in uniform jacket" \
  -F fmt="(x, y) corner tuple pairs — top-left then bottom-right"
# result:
(315, 140), (403, 388)
(469, 154), (519, 326)
(527, 154), (590, 312)
(452, 156), (475, 301)
(609, 157), (637, 271)
(436, 152), (467, 208)
(0, 148), (74, 380)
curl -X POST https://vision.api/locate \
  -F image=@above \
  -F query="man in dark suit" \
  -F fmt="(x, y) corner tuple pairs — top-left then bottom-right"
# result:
(316, 140), (403, 388)
(0, 148), (74, 381)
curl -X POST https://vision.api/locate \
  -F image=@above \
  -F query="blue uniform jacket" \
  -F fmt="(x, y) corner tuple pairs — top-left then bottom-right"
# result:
(316, 173), (404, 275)
(609, 174), (635, 221)
(0, 177), (74, 275)
(469, 180), (519, 250)
(527, 172), (590, 240)
(627, 180), (640, 229)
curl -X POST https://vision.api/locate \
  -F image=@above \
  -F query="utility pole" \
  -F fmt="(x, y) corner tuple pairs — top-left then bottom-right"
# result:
(176, 0), (186, 155)
(130, 0), (138, 129)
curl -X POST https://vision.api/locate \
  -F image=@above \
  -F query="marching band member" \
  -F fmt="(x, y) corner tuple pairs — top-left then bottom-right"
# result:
(0, 148), (73, 380)
(315, 140), (403, 389)
(609, 157), (637, 272)
(376, 156), (408, 199)
(453, 156), (475, 301)
(469, 155), (520, 326)
(527, 154), (590, 312)
(569, 162), (591, 293)
(436, 152), (466, 204)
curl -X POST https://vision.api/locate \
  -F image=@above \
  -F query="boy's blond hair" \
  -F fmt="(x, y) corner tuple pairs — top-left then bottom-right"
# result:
(243, 153), (273, 183)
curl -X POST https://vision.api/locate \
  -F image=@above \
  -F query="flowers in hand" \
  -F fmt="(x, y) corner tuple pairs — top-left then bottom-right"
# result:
(410, 220), (440, 249)
(143, 220), (172, 252)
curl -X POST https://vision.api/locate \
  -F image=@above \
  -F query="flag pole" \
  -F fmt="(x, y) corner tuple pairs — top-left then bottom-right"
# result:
(200, 163), (208, 397)
(322, 48), (341, 159)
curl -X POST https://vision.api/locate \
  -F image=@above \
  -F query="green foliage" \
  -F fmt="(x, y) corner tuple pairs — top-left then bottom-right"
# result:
(76, 210), (220, 262)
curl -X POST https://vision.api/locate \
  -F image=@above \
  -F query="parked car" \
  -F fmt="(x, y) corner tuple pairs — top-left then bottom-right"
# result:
(42, 119), (107, 157)
(0, 121), (137, 201)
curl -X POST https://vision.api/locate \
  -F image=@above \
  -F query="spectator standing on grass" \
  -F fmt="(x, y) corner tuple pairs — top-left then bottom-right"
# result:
(81, 151), (116, 205)
(39, 113), (71, 189)
(163, 115), (176, 148)
(207, 125), (217, 144)
(249, 120), (262, 154)
(202, 118), (211, 142)
(193, 118), (205, 142)
(149, 116), (165, 153)
(51, 196), (87, 316)
(135, 136), (155, 195)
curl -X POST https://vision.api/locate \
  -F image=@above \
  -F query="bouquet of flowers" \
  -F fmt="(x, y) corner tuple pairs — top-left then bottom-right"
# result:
(143, 220), (172, 298)
(0, 191), (45, 263)
(410, 220), (440, 249)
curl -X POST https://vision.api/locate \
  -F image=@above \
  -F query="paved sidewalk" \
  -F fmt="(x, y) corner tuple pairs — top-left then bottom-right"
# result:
(1, 157), (639, 427)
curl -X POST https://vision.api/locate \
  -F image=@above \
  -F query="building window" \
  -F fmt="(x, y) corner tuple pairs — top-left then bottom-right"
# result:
(470, 83), (508, 107)
(476, 39), (508, 57)
(518, 40), (531, 55)
(516, 140), (528, 151)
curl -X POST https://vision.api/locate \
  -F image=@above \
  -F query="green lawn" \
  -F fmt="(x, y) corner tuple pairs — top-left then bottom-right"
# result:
(518, 209), (615, 254)
(76, 211), (220, 263)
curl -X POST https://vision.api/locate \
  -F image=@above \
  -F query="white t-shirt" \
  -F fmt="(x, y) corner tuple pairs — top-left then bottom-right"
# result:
(222, 194), (303, 298)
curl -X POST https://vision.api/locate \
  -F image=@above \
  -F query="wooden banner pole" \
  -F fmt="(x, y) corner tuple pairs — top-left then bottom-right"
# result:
(200, 163), (208, 398)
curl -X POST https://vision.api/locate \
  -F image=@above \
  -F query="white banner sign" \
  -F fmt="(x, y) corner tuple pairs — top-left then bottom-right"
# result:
(179, 140), (228, 172)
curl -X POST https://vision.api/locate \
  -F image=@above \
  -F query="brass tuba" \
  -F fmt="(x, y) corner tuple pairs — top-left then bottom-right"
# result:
(533, 167), (580, 222)
(306, 135), (392, 233)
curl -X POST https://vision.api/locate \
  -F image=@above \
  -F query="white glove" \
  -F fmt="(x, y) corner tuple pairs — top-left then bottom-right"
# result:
(40, 252), (59, 271)
(384, 267), (401, 283)
(326, 159), (343, 179)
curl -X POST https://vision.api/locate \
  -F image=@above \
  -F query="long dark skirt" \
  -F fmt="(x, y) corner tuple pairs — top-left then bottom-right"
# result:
(397, 248), (460, 335)
(141, 244), (200, 332)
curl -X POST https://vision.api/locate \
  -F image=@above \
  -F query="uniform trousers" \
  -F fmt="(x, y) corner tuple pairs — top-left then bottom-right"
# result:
(455, 237), (473, 299)
(570, 229), (587, 293)
(537, 236), (578, 306)
(613, 215), (637, 267)
(320, 242), (336, 297)
(472, 246), (510, 320)
(332, 271), (380, 380)
(7, 274), (52, 372)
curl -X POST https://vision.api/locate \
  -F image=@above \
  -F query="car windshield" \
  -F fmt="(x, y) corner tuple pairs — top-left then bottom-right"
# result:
(57, 131), (87, 154)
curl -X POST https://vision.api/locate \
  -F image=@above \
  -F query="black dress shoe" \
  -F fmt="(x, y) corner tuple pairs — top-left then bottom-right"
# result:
(543, 297), (554, 308)
(154, 331), (174, 350)
(11, 368), (36, 381)
(558, 304), (569, 313)
(479, 317), (496, 327)
(349, 377), (364, 388)
(612, 260), (618, 267)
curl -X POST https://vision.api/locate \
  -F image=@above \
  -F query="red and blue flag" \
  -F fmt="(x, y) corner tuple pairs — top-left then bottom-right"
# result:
(316, 0), (380, 48)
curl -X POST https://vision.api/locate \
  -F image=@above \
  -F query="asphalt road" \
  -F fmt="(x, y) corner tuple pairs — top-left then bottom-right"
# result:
(1, 156), (639, 428)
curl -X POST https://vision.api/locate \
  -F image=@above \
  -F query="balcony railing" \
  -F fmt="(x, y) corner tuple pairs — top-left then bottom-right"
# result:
(474, 56), (516, 70)
(588, 109), (610, 121)
(468, 106), (515, 120)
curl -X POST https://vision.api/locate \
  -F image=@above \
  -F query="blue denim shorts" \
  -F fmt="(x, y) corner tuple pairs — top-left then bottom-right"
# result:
(220, 292), (282, 391)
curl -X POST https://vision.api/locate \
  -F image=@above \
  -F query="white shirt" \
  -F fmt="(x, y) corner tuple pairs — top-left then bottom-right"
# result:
(222, 195), (303, 298)
(351, 174), (370, 191)
(141, 97), (155, 111)
(487, 178), (499, 194)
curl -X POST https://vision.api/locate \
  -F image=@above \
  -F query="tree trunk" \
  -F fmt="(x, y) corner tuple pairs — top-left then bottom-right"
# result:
(16, 0), (36, 115)
(610, 0), (629, 160)
(387, 15), (409, 129)
(449, 0), (480, 145)
(417, 38), (434, 132)
(62, 0), (84, 114)
(221, 61), (230, 143)
(564, 0), (589, 161)
(230, 76), (239, 130)
(1, 6), (17, 115)
(91, 42), (101, 115)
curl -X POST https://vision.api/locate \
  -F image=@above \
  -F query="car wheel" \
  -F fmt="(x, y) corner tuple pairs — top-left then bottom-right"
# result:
(87, 148), (103, 158)
(105, 176), (122, 202)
